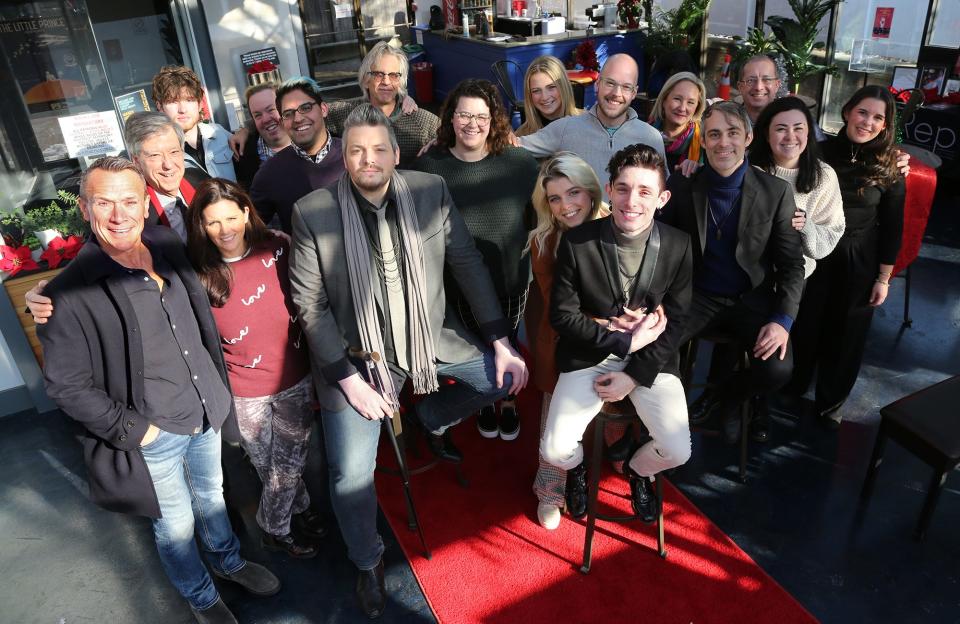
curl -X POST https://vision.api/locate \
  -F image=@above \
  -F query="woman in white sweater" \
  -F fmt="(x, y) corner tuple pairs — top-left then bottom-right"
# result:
(750, 96), (845, 277)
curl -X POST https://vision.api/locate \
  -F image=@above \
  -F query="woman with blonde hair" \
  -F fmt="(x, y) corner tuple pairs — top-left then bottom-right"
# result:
(648, 71), (706, 172)
(526, 152), (608, 529)
(516, 55), (581, 137)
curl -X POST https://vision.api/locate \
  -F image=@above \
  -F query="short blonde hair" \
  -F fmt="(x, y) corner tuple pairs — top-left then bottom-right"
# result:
(649, 72), (706, 127)
(516, 56), (580, 137)
(527, 152), (607, 257)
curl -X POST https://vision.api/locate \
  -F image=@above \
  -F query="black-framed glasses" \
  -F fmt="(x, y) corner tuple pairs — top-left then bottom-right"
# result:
(367, 70), (402, 83)
(281, 101), (317, 121)
(453, 111), (491, 125)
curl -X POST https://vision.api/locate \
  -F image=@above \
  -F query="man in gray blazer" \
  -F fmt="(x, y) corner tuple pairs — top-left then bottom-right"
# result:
(288, 104), (528, 618)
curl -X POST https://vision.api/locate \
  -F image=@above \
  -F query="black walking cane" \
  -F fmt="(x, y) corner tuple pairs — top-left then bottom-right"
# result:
(349, 348), (432, 560)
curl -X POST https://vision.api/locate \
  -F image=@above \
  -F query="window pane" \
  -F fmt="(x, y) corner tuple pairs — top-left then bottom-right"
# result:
(927, 0), (960, 48)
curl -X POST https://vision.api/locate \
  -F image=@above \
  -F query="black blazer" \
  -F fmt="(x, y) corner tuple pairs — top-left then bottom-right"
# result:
(38, 226), (236, 518)
(550, 217), (693, 387)
(661, 165), (805, 320)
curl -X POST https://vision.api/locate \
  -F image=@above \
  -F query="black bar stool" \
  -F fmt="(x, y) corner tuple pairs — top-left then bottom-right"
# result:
(860, 375), (960, 541)
(580, 399), (667, 574)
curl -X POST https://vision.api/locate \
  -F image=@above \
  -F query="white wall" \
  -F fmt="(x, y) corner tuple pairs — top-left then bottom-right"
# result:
(200, 0), (310, 130)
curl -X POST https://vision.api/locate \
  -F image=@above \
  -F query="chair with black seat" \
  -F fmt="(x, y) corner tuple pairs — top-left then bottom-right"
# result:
(490, 60), (525, 126)
(580, 398), (667, 574)
(860, 375), (960, 541)
(680, 332), (755, 482)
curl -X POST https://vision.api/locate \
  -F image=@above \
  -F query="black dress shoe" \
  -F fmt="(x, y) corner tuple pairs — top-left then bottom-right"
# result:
(262, 532), (318, 559)
(689, 388), (722, 425)
(356, 559), (386, 619)
(293, 508), (329, 540)
(565, 462), (588, 519)
(427, 430), (463, 463)
(624, 465), (657, 523)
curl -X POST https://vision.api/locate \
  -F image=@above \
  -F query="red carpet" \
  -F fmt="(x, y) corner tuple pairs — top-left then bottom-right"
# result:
(374, 390), (818, 624)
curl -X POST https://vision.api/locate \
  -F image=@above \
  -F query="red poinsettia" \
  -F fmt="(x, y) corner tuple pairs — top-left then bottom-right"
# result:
(0, 244), (39, 277)
(247, 60), (277, 75)
(39, 235), (83, 269)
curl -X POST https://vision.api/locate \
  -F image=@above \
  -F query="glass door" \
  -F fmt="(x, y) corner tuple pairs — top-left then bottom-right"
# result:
(300, 0), (412, 90)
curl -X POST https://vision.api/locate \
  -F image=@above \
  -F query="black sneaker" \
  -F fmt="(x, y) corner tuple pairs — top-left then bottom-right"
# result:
(477, 405), (498, 439)
(565, 463), (588, 519)
(498, 403), (520, 441)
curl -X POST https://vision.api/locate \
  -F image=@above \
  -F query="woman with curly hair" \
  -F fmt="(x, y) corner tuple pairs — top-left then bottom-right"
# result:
(413, 79), (539, 441)
(648, 71), (706, 174)
(516, 55), (581, 137)
(786, 86), (905, 428)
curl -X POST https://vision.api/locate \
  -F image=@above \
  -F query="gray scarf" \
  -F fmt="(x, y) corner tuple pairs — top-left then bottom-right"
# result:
(338, 171), (439, 406)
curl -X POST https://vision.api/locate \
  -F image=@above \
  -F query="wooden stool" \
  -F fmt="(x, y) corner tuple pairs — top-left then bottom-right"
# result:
(680, 333), (755, 482)
(860, 376), (960, 541)
(580, 399), (666, 574)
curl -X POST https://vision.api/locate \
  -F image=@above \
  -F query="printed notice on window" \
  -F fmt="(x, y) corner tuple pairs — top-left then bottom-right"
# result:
(56, 111), (124, 158)
(872, 8), (893, 38)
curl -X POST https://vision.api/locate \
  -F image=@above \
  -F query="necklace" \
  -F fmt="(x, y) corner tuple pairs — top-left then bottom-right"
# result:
(849, 144), (861, 164)
(707, 198), (734, 241)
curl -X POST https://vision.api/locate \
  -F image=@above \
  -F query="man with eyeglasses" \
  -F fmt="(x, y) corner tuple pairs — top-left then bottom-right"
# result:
(249, 77), (346, 233)
(325, 42), (440, 168)
(518, 54), (667, 200)
(737, 55), (783, 125)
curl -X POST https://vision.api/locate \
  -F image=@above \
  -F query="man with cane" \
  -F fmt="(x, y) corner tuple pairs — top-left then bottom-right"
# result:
(288, 104), (527, 619)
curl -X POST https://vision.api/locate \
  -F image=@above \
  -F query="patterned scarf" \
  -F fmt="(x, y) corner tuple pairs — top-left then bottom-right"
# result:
(652, 120), (702, 165)
(337, 171), (439, 405)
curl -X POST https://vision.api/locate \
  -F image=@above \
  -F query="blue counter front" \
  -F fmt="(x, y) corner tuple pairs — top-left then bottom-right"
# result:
(413, 27), (645, 110)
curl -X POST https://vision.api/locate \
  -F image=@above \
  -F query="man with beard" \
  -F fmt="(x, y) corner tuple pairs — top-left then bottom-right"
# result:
(518, 54), (667, 200)
(289, 104), (527, 618)
(250, 77), (345, 233)
(234, 83), (291, 189)
(325, 42), (440, 168)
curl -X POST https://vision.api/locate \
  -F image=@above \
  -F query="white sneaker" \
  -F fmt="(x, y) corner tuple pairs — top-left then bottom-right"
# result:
(537, 502), (561, 530)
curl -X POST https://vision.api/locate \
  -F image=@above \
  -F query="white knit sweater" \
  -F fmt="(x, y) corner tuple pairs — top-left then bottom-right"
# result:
(772, 163), (845, 278)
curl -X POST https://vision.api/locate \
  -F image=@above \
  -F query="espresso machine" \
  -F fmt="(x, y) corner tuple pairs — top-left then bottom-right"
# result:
(585, 3), (617, 29)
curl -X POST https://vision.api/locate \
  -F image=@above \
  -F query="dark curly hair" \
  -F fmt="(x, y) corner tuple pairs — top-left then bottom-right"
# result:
(436, 79), (512, 156)
(751, 96), (824, 194)
(187, 178), (272, 307)
(606, 143), (666, 190)
(840, 85), (900, 190)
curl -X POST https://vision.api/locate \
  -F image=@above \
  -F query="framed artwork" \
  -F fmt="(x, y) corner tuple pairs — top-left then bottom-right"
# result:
(919, 65), (948, 94)
(891, 65), (918, 91)
(945, 79), (960, 95)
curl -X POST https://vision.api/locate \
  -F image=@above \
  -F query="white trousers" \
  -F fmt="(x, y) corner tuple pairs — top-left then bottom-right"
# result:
(540, 356), (691, 478)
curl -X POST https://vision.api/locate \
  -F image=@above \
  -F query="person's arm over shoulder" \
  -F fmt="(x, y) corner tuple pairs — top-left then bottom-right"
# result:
(624, 230), (693, 387)
(518, 115), (567, 157)
(417, 109), (441, 147)
(876, 175), (906, 266)
(438, 175), (510, 343)
(800, 163), (845, 261)
(549, 229), (632, 356)
(37, 282), (152, 451)
(325, 99), (355, 137)
(287, 197), (358, 383)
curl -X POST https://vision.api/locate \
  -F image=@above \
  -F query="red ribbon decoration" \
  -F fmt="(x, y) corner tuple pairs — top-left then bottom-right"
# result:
(893, 159), (937, 277)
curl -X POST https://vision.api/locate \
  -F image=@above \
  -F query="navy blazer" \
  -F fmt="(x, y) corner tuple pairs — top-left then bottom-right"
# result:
(38, 226), (235, 518)
(550, 217), (693, 387)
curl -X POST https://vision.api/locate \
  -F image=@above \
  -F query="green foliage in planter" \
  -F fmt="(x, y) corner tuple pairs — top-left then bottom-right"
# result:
(0, 210), (27, 247)
(767, 0), (843, 91)
(23, 191), (88, 238)
(645, 0), (711, 60)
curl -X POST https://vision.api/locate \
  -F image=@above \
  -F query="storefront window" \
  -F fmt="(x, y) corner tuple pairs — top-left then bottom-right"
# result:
(926, 0), (960, 49)
(0, 0), (183, 213)
(820, 0), (925, 134)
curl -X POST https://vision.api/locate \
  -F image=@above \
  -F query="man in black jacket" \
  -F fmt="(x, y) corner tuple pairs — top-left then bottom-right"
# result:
(541, 144), (693, 522)
(661, 101), (805, 442)
(38, 157), (278, 624)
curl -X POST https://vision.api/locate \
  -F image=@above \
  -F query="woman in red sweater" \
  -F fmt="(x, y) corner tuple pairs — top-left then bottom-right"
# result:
(187, 178), (324, 558)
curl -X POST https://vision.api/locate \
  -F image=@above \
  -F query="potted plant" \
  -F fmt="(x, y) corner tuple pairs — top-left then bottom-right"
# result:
(617, 0), (643, 29)
(757, 0), (843, 93)
(643, 0), (711, 69)
(23, 190), (87, 249)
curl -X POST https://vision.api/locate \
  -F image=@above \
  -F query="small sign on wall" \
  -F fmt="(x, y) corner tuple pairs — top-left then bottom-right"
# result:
(56, 111), (124, 158)
(872, 7), (894, 39)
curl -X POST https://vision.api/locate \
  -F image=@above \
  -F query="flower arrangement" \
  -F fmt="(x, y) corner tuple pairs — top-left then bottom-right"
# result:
(0, 190), (88, 279)
(617, 0), (642, 28)
(23, 191), (87, 239)
(569, 39), (599, 72)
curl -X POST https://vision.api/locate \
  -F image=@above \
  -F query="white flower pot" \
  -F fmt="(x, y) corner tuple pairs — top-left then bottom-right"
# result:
(34, 229), (61, 250)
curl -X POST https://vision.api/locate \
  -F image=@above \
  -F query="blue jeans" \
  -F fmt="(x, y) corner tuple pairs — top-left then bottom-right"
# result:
(140, 427), (245, 610)
(322, 350), (509, 569)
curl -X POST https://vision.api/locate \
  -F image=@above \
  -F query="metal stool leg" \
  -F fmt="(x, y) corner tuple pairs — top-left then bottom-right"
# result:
(739, 398), (750, 482)
(580, 420), (606, 574)
(655, 476), (666, 559)
(860, 424), (888, 501)
(902, 264), (913, 329)
(915, 468), (948, 541)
